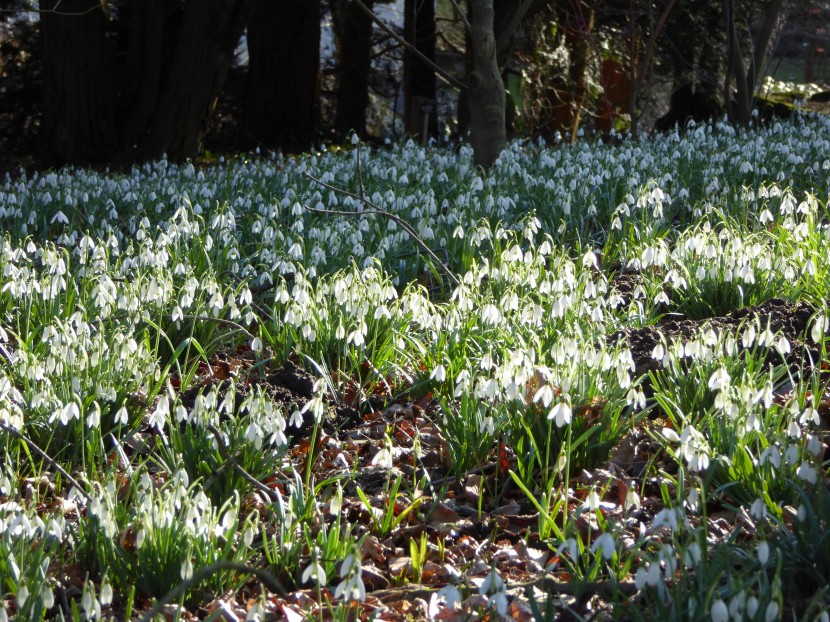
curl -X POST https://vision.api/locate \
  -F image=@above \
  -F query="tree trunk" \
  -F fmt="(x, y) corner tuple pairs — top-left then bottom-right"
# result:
(564, 0), (595, 142)
(468, 0), (505, 169)
(725, 0), (786, 125)
(40, 0), (116, 164)
(245, 0), (320, 150)
(331, 0), (374, 139)
(119, 0), (175, 148)
(140, 0), (252, 161)
(403, 0), (437, 141)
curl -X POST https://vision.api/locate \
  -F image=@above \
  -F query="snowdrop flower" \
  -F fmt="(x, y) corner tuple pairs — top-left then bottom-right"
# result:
(683, 542), (701, 568)
(428, 584), (462, 618)
(796, 462), (817, 485)
(533, 383), (554, 408)
(710, 598), (729, 622)
(430, 364), (446, 383)
(750, 498), (768, 520)
(757, 541), (770, 565)
(590, 532), (616, 560)
(548, 400), (571, 427)
(651, 507), (680, 533)
(806, 434), (823, 457)
(302, 554), (327, 586)
(50, 210), (69, 225)
(334, 549), (366, 602)
(583, 488), (601, 512)
(811, 314), (829, 343)
(479, 567), (508, 617)
(149, 395), (169, 431)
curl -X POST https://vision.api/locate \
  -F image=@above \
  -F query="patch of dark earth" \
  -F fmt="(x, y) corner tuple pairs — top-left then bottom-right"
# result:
(178, 359), (361, 444)
(609, 297), (825, 393)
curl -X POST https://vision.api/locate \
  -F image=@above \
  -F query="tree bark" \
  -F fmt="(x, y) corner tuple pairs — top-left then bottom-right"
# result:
(119, 0), (174, 148)
(403, 0), (437, 140)
(140, 0), (252, 161)
(331, 0), (374, 139)
(725, 0), (786, 125)
(468, 0), (505, 169)
(245, 0), (320, 150)
(40, 0), (116, 164)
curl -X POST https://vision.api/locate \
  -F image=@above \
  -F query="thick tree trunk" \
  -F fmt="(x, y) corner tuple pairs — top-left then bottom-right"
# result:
(403, 0), (437, 140)
(246, 0), (320, 150)
(141, 0), (252, 161)
(40, 0), (116, 164)
(468, 0), (505, 169)
(331, 0), (374, 139)
(119, 0), (174, 148)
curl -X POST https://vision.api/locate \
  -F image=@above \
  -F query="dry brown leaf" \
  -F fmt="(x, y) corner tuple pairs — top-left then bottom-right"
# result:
(429, 501), (461, 524)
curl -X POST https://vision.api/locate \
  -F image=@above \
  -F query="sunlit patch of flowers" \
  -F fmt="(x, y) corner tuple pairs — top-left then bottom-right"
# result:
(1, 114), (830, 618)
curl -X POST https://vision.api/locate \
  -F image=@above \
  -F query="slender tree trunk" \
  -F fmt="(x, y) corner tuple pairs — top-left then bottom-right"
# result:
(40, 0), (116, 164)
(246, 0), (320, 150)
(468, 0), (505, 169)
(564, 0), (595, 142)
(403, 0), (437, 140)
(725, 0), (787, 125)
(331, 0), (374, 139)
(141, 0), (252, 161)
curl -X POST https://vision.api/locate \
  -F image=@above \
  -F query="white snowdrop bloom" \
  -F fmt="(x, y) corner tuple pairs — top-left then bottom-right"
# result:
(765, 602), (779, 622)
(646, 561), (662, 587)
(634, 567), (648, 590)
(750, 498), (768, 520)
(746, 596), (759, 619)
(662, 427), (681, 443)
(800, 407), (820, 426)
(708, 367), (731, 391)
(50, 210), (69, 225)
(759, 446), (780, 468)
(651, 507), (680, 533)
(796, 462), (818, 485)
(428, 584), (462, 618)
(590, 532), (616, 560)
(806, 434), (823, 457)
(757, 541), (770, 565)
(710, 599), (729, 622)
(548, 401), (571, 427)
(556, 538), (579, 562)
(684, 542), (702, 568)
(371, 445), (394, 469)
(533, 384), (554, 408)
(624, 486), (641, 512)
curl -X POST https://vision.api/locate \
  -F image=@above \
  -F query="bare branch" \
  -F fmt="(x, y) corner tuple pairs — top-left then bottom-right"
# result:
(139, 561), (286, 622)
(495, 0), (537, 56)
(446, 0), (472, 37)
(633, 0), (677, 93)
(369, 575), (638, 604)
(0, 423), (92, 503)
(177, 314), (257, 341)
(206, 424), (282, 503)
(351, 0), (467, 91)
(302, 170), (460, 288)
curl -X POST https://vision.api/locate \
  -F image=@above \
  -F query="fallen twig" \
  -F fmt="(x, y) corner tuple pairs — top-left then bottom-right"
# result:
(303, 155), (460, 288)
(0, 423), (92, 503)
(138, 560), (286, 622)
(368, 574), (638, 604)
(205, 423), (282, 503)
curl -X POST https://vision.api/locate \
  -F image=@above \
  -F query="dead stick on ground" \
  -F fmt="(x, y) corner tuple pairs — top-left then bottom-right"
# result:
(369, 575), (638, 603)
(0, 423), (92, 503)
(303, 169), (460, 288)
(205, 423), (282, 503)
(139, 561), (286, 622)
